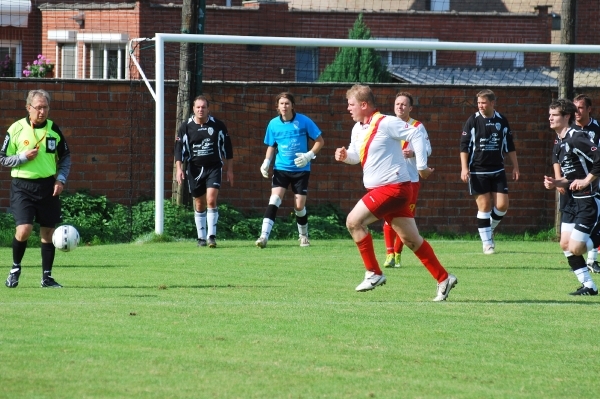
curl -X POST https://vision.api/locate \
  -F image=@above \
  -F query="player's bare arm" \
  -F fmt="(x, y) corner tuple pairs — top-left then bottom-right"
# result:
(459, 152), (470, 182)
(507, 151), (520, 181)
(570, 173), (598, 191)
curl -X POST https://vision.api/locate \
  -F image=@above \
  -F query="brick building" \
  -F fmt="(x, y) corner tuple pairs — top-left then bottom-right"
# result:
(1, 0), (598, 81)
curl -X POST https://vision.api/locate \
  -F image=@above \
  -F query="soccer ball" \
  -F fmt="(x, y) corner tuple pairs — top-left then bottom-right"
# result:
(52, 225), (80, 252)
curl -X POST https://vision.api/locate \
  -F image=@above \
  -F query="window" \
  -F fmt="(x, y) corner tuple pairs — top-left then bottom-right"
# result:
(375, 38), (437, 67)
(90, 44), (125, 79)
(61, 44), (76, 79)
(0, 40), (21, 77)
(296, 47), (318, 82)
(429, 0), (449, 11)
(477, 51), (524, 68)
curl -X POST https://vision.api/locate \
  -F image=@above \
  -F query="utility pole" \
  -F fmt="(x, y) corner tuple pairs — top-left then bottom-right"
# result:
(194, 0), (206, 97)
(555, 0), (576, 237)
(558, 0), (575, 99)
(173, 0), (197, 205)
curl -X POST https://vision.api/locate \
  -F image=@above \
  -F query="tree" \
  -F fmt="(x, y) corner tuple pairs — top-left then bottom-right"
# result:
(318, 14), (390, 83)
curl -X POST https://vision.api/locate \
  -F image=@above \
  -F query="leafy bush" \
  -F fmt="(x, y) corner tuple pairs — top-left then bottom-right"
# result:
(0, 190), (558, 246)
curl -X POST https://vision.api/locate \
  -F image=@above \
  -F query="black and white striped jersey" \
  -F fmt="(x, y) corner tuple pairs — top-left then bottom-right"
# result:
(460, 110), (516, 174)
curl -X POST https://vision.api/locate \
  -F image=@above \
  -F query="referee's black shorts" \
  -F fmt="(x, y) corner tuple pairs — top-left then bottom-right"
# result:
(10, 176), (62, 227)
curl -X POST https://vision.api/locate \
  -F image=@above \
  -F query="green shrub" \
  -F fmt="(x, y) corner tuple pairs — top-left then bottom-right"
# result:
(0, 190), (559, 246)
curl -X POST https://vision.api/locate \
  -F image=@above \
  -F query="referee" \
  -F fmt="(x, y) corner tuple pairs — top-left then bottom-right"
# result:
(1, 89), (71, 288)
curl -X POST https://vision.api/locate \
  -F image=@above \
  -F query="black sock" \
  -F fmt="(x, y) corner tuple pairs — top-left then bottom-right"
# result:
(41, 242), (56, 278)
(567, 254), (587, 271)
(12, 237), (27, 266)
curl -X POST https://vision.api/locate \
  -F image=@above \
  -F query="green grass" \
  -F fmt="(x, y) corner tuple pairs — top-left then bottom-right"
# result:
(1, 239), (599, 399)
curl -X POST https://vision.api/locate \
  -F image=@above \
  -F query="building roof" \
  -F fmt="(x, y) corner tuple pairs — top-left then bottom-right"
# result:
(388, 66), (600, 87)
(285, 0), (562, 14)
(38, 2), (136, 10)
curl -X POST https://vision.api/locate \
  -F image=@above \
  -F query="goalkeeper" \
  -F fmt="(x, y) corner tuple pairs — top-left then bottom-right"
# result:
(255, 92), (324, 248)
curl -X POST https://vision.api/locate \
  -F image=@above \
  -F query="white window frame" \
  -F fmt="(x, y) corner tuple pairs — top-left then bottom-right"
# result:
(48, 30), (77, 79)
(477, 51), (524, 68)
(375, 38), (437, 67)
(0, 40), (22, 78)
(78, 33), (128, 80)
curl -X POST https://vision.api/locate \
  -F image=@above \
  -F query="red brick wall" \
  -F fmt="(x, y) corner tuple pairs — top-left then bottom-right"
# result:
(2, 79), (593, 234)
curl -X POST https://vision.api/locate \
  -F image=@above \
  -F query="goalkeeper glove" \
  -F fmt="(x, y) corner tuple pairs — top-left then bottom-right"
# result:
(260, 159), (270, 178)
(294, 151), (315, 168)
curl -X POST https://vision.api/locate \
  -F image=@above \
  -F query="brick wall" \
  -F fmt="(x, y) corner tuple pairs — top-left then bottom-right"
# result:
(2, 79), (595, 234)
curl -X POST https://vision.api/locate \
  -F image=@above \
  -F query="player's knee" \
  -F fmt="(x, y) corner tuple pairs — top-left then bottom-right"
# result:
(268, 195), (282, 207)
(568, 242), (587, 256)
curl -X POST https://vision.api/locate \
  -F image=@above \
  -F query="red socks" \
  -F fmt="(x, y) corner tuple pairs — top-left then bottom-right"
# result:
(414, 239), (448, 282)
(356, 234), (382, 275)
(383, 222), (395, 254)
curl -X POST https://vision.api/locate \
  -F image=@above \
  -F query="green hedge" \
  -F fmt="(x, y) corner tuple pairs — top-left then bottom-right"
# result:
(0, 190), (556, 246)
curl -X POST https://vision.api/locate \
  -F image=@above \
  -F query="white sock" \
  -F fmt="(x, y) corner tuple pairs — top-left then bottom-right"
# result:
(587, 248), (598, 265)
(207, 208), (218, 237)
(477, 211), (492, 245)
(574, 267), (597, 290)
(261, 219), (274, 239)
(490, 207), (506, 232)
(195, 211), (207, 240)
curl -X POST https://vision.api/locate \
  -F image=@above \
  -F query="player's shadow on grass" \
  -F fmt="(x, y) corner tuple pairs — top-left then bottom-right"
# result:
(466, 299), (599, 305)
(52, 264), (123, 269)
(64, 284), (278, 289)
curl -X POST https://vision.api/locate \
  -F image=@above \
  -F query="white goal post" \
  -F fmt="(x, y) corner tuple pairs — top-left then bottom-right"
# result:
(133, 33), (600, 234)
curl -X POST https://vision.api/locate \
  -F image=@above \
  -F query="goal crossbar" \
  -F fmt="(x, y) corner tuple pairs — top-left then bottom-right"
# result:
(149, 33), (600, 234)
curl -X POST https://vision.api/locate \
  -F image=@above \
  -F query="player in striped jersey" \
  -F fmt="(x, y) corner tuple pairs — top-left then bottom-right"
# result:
(382, 92), (431, 269)
(335, 85), (457, 301)
(573, 94), (600, 271)
(460, 89), (520, 255)
(544, 99), (600, 296)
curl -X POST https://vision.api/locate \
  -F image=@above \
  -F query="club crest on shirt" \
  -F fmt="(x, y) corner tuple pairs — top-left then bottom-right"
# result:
(24, 140), (29, 146)
(47, 138), (56, 151)
(495, 123), (501, 130)
(208, 127), (214, 136)
(293, 121), (300, 129)
(565, 143), (570, 153)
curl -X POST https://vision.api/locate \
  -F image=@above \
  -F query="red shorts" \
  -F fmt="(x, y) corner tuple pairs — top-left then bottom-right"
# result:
(409, 181), (420, 216)
(362, 182), (413, 224)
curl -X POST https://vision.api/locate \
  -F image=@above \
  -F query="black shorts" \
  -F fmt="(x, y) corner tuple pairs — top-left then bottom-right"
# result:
(272, 170), (310, 195)
(10, 177), (62, 228)
(468, 170), (509, 196)
(570, 196), (600, 236)
(186, 164), (222, 198)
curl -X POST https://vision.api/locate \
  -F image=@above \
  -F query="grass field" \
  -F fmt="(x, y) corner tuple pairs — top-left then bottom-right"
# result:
(1, 239), (600, 399)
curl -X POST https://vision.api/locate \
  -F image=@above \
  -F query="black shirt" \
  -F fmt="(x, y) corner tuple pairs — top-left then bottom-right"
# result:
(460, 110), (516, 174)
(175, 115), (233, 168)
(555, 127), (600, 198)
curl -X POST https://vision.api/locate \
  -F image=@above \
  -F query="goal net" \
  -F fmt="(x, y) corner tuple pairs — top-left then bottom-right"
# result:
(130, 32), (600, 234)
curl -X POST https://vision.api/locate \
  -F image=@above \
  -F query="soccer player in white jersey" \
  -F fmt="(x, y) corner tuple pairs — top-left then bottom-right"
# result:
(335, 84), (457, 301)
(382, 92), (431, 269)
